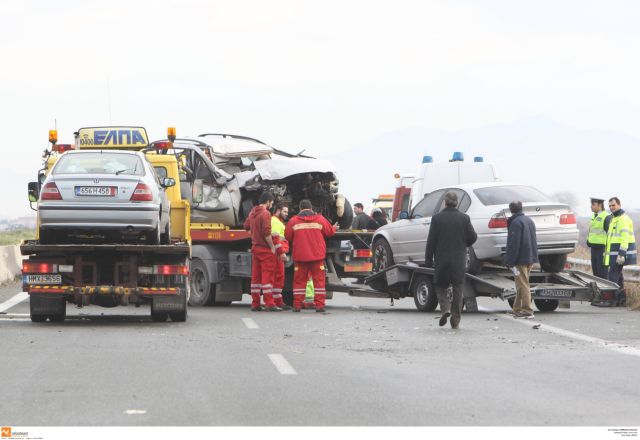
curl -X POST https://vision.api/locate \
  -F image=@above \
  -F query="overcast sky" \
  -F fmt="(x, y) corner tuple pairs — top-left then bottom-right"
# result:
(1, 0), (639, 218)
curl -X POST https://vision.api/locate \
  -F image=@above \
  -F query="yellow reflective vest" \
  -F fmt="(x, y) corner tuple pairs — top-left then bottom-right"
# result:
(587, 211), (609, 246)
(604, 211), (636, 266)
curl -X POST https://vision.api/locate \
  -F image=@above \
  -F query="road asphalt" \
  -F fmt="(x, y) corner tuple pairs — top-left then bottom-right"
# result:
(1, 284), (638, 426)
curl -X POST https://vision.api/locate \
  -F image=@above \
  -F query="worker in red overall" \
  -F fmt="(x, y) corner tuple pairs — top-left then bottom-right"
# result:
(285, 199), (338, 312)
(243, 192), (282, 312)
(271, 203), (291, 310)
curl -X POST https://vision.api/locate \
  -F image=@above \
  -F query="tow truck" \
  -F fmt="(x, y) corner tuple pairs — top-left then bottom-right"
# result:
(21, 127), (373, 321)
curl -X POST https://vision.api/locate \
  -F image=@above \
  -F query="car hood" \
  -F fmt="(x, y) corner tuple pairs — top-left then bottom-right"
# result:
(252, 157), (336, 181)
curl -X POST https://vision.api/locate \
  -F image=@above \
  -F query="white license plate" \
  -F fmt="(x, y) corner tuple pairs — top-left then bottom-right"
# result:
(532, 215), (554, 226)
(75, 186), (117, 196)
(24, 274), (62, 285)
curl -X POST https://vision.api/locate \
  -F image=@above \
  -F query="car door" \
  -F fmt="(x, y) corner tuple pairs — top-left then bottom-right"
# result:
(388, 189), (446, 263)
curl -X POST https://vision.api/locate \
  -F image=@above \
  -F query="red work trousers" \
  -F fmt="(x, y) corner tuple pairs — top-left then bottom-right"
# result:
(272, 256), (286, 307)
(293, 260), (326, 310)
(250, 248), (276, 308)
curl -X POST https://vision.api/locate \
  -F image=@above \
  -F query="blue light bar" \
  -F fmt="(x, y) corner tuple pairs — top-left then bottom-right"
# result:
(474, 156), (484, 162)
(452, 152), (464, 161)
(422, 155), (433, 163)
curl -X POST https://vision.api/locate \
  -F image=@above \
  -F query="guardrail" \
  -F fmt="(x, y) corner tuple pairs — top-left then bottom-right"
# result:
(567, 257), (640, 282)
(0, 245), (22, 284)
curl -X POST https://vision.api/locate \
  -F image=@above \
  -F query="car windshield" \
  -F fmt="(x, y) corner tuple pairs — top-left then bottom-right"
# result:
(473, 185), (551, 206)
(53, 153), (144, 176)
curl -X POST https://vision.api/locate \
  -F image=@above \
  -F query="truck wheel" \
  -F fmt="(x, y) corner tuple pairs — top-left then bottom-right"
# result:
(534, 299), (559, 312)
(147, 215), (162, 245)
(466, 247), (483, 274)
(372, 238), (394, 272)
(412, 275), (438, 312)
(169, 285), (189, 322)
(189, 258), (211, 306)
(539, 254), (567, 273)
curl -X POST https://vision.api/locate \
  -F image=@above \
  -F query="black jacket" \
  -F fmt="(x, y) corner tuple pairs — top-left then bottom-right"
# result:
(425, 207), (478, 287)
(504, 212), (539, 266)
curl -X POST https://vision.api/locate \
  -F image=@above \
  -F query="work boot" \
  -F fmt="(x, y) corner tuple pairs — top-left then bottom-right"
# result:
(450, 316), (460, 329)
(316, 308), (326, 313)
(251, 306), (264, 312)
(265, 306), (283, 312)
(279, 304), (292, 311)
(514, 312), (534, 319)
(292, 308), (301, 312)
(439, 312), (451, 327)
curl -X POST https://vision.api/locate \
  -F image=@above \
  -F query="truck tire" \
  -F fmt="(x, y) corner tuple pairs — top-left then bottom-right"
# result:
(189, 258), (211, 306)
(534, 299), (559, 312)
(412, 275), (438, 312)
(539, 254), (567, 273)
(169, 284), (189, 322)
(338, 199), (354, 230)
(372, 238), (394, 273)
(147, 215), (162, 245)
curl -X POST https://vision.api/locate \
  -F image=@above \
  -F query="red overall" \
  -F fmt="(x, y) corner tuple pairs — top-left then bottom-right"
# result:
(285, 210), (336, 310)
(243, 205), (276, 308)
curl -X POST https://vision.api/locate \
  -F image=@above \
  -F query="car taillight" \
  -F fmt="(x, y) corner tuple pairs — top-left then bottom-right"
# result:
(488, 214), (508, 229)
(353, 249), (373, 258)
(23, 262), (57, 274)
(153, 265), (189, 275)
(41, 182), (62, 200)
(560, 213), (576, 224)
(131, 183), (153, 201)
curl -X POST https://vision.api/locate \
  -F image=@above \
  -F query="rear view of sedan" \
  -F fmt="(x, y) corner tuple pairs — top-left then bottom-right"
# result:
(37, 150), (173, 244)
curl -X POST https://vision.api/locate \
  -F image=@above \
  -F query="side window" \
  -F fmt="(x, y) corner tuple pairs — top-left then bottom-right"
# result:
(154, 166), (168, 180)
(412, 190), (446, 218)
(436, 189), (471, 214)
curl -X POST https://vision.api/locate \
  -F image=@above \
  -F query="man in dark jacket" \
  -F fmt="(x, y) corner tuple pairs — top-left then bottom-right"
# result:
(352, 203), (378, 230)
(504, 201), (539, 319)
(425, 192), (477, 329)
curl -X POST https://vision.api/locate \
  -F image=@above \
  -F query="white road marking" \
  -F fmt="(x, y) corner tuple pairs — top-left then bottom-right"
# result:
(478, 306), (640, 358)
(124, 409), (147, 415)
(0, 318), (31, 322)
(268, 354), (297, 375)
(0, 313), (30, 317)
(241, 317), (259, 329)
(0, 292), (28, 313)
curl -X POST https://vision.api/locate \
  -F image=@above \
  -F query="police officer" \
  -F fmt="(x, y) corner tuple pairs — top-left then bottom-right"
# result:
(604, 197), (636, 307)
(587, 197), (610, 279)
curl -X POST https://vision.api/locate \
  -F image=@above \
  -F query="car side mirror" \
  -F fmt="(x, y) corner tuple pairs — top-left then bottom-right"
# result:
(161, 177), (176, 188)
(399, 211), (409, 220)
(28, 181), (39, 202)
(192, 179), (204, 204)
(38, 172), (46, 185)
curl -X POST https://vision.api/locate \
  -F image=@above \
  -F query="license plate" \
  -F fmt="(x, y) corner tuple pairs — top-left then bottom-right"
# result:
(537, 289), (572, 298)
(344, 262), (373, 273)
(24, 274), (62, 285)
(532, 215), (554, 226)
(75, 186), (117, 196)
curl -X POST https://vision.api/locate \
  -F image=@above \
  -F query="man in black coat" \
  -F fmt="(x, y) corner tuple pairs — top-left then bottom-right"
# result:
(504, 201), (539, 319)
(425, 192), (478, 329)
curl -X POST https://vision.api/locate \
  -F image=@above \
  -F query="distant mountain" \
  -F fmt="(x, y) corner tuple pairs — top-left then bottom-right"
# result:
(329, 116), (640, 216)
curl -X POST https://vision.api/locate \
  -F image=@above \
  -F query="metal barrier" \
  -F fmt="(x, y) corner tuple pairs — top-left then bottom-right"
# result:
(567, 257), (640, 282)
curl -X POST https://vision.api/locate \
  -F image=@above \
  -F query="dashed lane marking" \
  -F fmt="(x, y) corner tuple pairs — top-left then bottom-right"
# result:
(268, 354), (297, 375)
(124, 409), (147, 415)
(242, 317), (259, 329)
(479, 306), (640, 358)
(0, 292), (28, 313)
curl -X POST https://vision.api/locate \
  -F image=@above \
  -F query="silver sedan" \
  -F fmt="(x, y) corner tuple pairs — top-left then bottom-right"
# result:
(372, 182), (579, 273)
(37, 150), (173, 244)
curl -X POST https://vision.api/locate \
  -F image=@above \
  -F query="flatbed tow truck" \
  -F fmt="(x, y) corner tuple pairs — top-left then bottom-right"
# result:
(21, 126), (373, 321)
(328, 263), (620, 312)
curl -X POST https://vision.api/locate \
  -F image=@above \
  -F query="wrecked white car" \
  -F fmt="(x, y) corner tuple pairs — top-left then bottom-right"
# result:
(147, 134), (353, 228)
